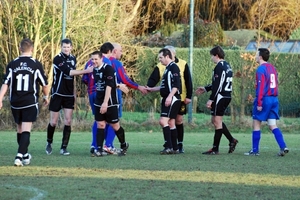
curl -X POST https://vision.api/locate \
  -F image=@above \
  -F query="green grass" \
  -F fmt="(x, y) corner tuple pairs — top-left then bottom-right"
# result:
(0, 130), (300, 200)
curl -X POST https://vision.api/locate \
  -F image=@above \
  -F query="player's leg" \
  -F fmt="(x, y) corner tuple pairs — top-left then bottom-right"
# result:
(108, 106), (128, 155)
(105, 90), (122, 149)
(89, 92), (97, 153)
(46, 95), (62, 155)
(60, 108), (73, 155)
(94, 120), (106, 156)
(268, 97), (289, 156)
(169, 99), (181, 153)
(245, 98), (263, 156)
(202, 97), (222, 155)
(176, 101), (186, 153)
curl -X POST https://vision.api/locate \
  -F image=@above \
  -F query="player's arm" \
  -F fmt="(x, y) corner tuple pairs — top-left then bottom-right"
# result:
(116, 64), (138, 89)
(42, 85), (50, 106)
(100, 85), (111, 114)
(82, 60), (93, 85)
(0, 84), (8, 109)
(209, 65), (222, 101)
(256, 72), (265, 107)
(183, 63), (193, 102)
(147, 66), (160, 87)
(70, 66), (93, 76)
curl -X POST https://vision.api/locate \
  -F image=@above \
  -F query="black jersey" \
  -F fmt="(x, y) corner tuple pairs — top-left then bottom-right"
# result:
(205, 60), (233, 100)
(159, 61), (181, 98)
(3, 56), (48, 109)
(51, 52), (77, 97)
(93, 63), (119, 107)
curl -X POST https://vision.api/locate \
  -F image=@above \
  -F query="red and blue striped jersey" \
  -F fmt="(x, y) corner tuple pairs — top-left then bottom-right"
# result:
(81, 59), (95, 95)
(109, 57), (138, 89)
(255, 62), (278, 106)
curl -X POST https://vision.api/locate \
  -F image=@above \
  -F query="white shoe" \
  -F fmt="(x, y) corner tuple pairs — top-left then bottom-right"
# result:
(23, 154), (32, 165)
(14, 158), (23, 167)
(60, 149), (70, 156)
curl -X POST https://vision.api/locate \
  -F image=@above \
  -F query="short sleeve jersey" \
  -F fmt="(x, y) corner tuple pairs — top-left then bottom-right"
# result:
(93, 63), (119, 107)
(51, 52), (77, 97)
(3, 56), (48, 109)
(159, 61), (181, 98)
(206, 60), (233, 100)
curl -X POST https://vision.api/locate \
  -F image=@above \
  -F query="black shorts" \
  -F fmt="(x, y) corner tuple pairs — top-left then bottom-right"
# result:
(178, 101), (187, 115)
(211, 94), (231, 116)
(94, 105), (119, 124)
(11, 105), (38, 124)
(49, 95), (75, 112)
(160, 96), (181, 119)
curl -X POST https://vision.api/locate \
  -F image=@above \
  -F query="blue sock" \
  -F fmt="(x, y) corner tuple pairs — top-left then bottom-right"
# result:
(272, 128), (286, 149)
(105, 125), (116, 148)
(252, 130), (261, 152)
(91, 121), (97, 148)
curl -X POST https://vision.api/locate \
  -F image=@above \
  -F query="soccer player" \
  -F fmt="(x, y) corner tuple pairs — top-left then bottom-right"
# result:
(147, 45), (192, 153)
(91, 51), (129, 156)
(45, 38), (94, 156)
(85, 42), (117, 156)
(244, 48), (289, 156)
(195, 46), (238, 155)
(146, 48), (182, 154)
(0, 38), (49, 166)
(103, 42), (148, 153)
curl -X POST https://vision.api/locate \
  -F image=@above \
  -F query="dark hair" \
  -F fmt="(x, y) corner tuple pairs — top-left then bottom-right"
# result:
(158, 48), (173, 60)
(61, 38), (72, 46)
(99, 42), (114, 54)
(20, 38), (33, 52)
(91, 50), (102, 58)
(258, 48), (270, 61)
(210, 46), (225, 59)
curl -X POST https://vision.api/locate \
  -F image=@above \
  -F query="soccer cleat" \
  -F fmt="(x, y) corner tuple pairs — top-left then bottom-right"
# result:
(118, 142), (129, 156)
(90, 147), (95, 157)
(244, 150), (260, 156)
(160, 148), (173, 155)
(103, 145), (118, 155)
(228, 139), (239, 153)
(179, 148), (185, 154)
(22, 153), (32, 165)
(60, 148), (70, 156)
(14, 157), (23, 167)
(173, 149), (180, 154)
(45, 143), (52, 155)
(92, 149), (107, 157)
(277, 147), (289, 156)
(202, 149), (219, 155)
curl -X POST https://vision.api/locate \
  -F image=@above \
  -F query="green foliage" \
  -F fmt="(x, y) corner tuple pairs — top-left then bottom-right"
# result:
(131, 48), (300, 118)
(182, 20), (225, 47)
(290, 28), (300, 39)
(160, 21), (178, 37)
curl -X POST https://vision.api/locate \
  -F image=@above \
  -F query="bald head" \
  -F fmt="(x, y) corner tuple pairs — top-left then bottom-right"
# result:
(112, 43), (122, 60)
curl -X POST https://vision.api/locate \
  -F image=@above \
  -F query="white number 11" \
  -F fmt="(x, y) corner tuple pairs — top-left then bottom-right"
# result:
(16, 74), (29, 91)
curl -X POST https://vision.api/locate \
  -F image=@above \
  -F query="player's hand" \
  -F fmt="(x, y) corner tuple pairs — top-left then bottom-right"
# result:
(100, 103), (108, 114)
(118, 83), (129, 94)
(195, 87), (206, 95)
(86, 65), (94, 73)
(184, 98), (192, 105)
(138, 85), (148, 95)
(165, 96), (172, 107)
(257, 106), (262, 111)
(43, 98), (49, 106)
(206, 100), (213, 109)
(0, 101), (2, 109)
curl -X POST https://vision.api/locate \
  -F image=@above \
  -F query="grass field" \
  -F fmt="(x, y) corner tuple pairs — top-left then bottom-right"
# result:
(0, 130), (300, 200)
